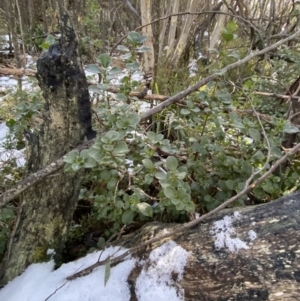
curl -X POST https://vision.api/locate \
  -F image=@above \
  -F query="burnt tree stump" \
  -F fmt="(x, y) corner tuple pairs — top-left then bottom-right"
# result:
(0, 13), (95, 285)
(122, 192), (300, 301)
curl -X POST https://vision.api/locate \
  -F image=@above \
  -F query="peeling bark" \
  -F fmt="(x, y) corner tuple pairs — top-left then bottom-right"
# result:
(122, 192), (300, 301)
(0, 13), (95, 285)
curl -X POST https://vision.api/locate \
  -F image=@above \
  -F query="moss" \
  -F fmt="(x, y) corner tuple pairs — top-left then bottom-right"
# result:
(32, 246), (49, 263)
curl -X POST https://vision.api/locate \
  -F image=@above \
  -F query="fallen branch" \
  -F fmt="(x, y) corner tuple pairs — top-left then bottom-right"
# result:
(0, 67), (36, 77)
(66, 142), (300, 280)
(1, 29), (300, 207)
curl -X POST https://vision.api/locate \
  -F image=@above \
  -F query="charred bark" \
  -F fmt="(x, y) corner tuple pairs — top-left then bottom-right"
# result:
(0, 13), (95, 285)
(123, 192), (300, 301)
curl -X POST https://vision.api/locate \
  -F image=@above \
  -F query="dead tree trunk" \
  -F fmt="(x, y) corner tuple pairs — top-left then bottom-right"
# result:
(123, 192), (300, 301)
(0, 13), (95, 285)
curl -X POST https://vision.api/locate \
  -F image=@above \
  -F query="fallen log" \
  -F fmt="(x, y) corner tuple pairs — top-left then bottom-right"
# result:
(0, 67), (36, 77)
(121, 192), (300, 301)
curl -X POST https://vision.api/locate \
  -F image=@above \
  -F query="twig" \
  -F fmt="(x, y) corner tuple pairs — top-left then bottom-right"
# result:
(66, 142), (300, 280)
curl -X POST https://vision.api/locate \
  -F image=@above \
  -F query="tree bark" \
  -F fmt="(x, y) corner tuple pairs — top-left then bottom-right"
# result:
(123, 192), (300, 301)
(0, 12), (95, 286)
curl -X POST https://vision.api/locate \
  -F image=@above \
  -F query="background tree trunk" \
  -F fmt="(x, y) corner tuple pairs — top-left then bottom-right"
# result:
(0, 12), (95, 286)
(123, 192), (300, 300)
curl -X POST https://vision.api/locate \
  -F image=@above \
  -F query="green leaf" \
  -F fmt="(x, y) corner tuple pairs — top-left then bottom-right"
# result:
(105, 130), (121, 142)
(117, 45), (130, 52)
(225, 179), (235, 190)
(85, 64), (101, 74)
(180, 109), (191, 115)
(171, 198), (180, 205)
(126, 62), (140, 71)
(97, 237), (105, 249)
(107, 178), (118, 191)
(104, 259), (111, 286)
(97, 53), (111, 68)
(108, 67), (122, 74)
(128, 113), (141, 126)
(137, 46), (151, 53)
(71, 162), (81, 171)
(252, 150), (265, 161)
(84, 156), (97, 168)
(166, 156), (178, 171)
(0, 208), (15, 221)
(137, 203), (153, 217)
(248, 128), (261, 141)
(155, 171), (167, 180)
(112, 141), (129, 156)
(122, 210), (134, 225)
(97, 83), (113, 91)
(64, 150), (79, 163)
(164, 186), (176, 198)
(222, 32), (234, 42)
(88, 85), (102, 94)
(114, 93), (128, 102)
(142, 159), (154, 169)
(115, 201), (124, 209)
(283, 124), (300, 134)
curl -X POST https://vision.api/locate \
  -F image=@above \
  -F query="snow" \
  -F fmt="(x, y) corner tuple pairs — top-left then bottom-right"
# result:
(0, 242), (189, 301)
(0, 123), (26, 168)
(210, 212), (257, 253)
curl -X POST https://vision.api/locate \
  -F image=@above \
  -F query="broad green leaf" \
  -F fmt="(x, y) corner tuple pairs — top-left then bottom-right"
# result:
(155, 171), (167, 180)
(127, 31), (141, 43)
(137, 46), (151, 53)
(80, 149), (89, 158)
(122, 210), (134, 225)
(222, 32), (234, 42)
(98, 53), (111, 68)
(115, 201), (124, 209)
(97, 83), (112, 91)
(105, 130), (120, 142)
(107, 178), (117, 191)
(84, 156), (97, 168)
(180, 109), (191, 115)
(71, 162), (81, 171)
(117, 45), (130, 52)
(252, 150), (265, 161)
(128, 113), (141, 126)
(166, 156), (178, 171)
(0, 208), (15, 221)
(85, 64), (100, 74)
(248, 128), (261, 141)
(283, 124), (300, 134)
(225, 179), (234, 190)
(164, 186), (176, 198)
(171, 198), (180, 205)
(121, 53), (132, 60)
(104, 259), (111, 286)
(97, 237), (105, 249)
(137, 203), (153, 217)
(63, 150), (79, 163)
(108, 67), (122, 74)
(88, 85), (102, 94)
(112, 141), (129, 156)
(142, 159), (154, 169)
(126, 62), (140, 71)
(114, 93), (128, 102)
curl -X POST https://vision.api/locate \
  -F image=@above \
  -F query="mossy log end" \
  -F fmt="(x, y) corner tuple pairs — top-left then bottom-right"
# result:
(122, 192), (300, 301)
(0, 13), (95, 285)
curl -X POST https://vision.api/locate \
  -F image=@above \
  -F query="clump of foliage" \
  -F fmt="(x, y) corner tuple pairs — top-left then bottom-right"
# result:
(63, 30), (300, 246)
